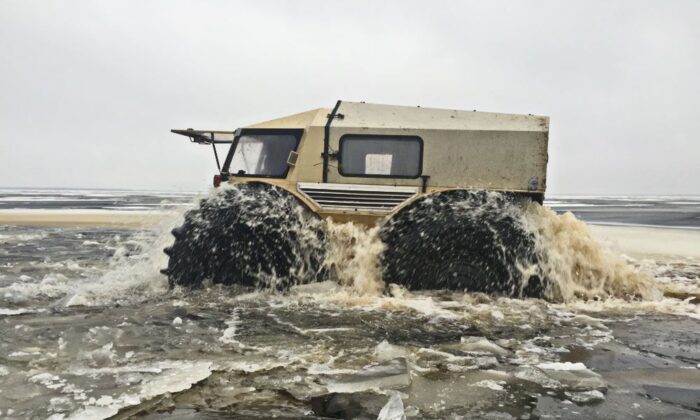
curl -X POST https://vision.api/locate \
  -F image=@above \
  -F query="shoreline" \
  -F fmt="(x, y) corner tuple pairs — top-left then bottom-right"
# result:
(588, 224), (700, 260)
(0, 209), (171, 227)
(1, 209), (698, 260)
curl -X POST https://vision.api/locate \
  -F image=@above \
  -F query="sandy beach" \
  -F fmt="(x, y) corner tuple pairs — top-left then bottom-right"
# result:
(2, 208), (698, 261)
(589, 224), (700, 260)
(0, 209), (170, 227)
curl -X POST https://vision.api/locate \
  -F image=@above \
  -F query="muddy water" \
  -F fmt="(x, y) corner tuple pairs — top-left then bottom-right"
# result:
(0, 191), (699, 419)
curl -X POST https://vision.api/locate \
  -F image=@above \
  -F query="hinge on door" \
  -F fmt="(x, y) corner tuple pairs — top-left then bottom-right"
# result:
(320, 151), (339, 160)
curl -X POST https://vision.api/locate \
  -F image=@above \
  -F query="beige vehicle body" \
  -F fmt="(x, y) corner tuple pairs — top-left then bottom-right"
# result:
(173, 101), (549, 225)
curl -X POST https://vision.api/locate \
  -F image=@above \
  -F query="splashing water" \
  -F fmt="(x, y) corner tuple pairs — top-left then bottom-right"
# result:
(323, 221), (385, 296)
(118, 187), (662, 303)
(314, 191), (661, 304)
(523, 203), (660, 302)
(63, 205), (189, 306)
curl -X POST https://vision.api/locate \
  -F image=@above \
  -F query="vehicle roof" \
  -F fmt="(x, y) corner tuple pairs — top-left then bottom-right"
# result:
(245, 108), (329, 129)
(245, 101), (549, 132)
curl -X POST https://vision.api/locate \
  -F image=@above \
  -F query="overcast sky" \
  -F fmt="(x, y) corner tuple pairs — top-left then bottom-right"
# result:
(1, 1), (698, 194)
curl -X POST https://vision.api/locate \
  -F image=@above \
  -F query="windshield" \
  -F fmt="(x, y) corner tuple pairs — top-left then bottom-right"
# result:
(228, 133), (299, 177)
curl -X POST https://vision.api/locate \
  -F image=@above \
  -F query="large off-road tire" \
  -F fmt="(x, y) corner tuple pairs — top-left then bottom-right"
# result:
(379, 190), (544, 297)
(163, 183), (327, 289)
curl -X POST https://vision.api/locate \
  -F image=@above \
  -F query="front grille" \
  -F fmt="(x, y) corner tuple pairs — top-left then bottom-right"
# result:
(297, 182), (417, 212)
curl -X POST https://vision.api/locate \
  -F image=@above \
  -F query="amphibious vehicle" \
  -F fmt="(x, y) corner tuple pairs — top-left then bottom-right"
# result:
(163, 101), (549, 295)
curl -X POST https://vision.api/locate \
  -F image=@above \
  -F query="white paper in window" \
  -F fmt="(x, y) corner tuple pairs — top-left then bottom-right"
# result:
(365, 154), (393, 175)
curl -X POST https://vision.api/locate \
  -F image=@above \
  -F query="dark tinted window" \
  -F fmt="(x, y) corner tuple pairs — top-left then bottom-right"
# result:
(229, 134), (298, 177)
(339, 135), (422, 177)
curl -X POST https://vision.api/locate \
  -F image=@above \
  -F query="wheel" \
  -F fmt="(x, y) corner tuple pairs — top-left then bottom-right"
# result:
(379, 190), (544, 297)
(163, 183), (327, 289)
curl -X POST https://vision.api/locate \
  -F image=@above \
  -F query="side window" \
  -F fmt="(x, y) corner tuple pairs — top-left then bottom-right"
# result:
(339, 135), (422, 178)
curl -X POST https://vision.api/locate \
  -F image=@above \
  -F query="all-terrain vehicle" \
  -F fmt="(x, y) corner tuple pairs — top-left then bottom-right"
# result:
(163, 101), (549, 296)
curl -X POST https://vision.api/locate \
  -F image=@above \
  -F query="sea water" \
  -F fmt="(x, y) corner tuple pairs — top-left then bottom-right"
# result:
(0, 189), (699, 419)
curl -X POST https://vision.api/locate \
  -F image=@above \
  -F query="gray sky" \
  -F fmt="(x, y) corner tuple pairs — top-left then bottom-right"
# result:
(1, 1), (698, 194)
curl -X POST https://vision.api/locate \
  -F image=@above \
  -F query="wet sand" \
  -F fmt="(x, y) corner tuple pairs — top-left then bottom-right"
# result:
(589, 224), (700, 259)
(0, 210), (169, 227)
(2, 210), (698, 259)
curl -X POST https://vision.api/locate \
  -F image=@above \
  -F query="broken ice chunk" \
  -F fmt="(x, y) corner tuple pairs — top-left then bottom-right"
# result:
(514, 366), (562, 389)
(537, 362), (606, 390)
(374, 340), (409, 362)
(377, 390), (406, 420)
(565, 389), (606, 403)
(323, 359), (410, 394)
(460, 337), (509, 356)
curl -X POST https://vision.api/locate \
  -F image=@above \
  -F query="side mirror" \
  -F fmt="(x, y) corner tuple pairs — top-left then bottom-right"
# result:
(287, 151), (299, 166)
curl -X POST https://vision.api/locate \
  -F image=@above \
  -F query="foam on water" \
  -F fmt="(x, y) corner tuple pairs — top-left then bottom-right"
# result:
(0, 232), (49, 242)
